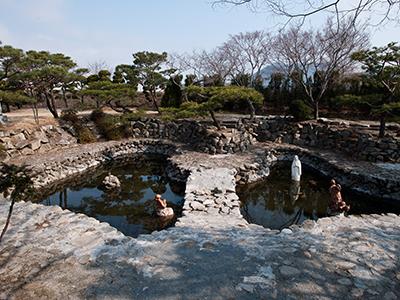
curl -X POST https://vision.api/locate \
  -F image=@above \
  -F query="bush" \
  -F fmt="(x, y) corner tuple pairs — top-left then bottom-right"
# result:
(61, 109), (97, 144)
(90, 109), (106, 123)
(160, 102), (208, 121)
(60, 109), (79, 123)
(92, 112), (129, 140)
(121, 109), (146, 122)
(76, 127), (97, 144)
(289, 100), (313, 121)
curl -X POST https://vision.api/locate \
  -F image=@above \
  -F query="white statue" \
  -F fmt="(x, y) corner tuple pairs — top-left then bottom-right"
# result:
(291, 155), (302, 181)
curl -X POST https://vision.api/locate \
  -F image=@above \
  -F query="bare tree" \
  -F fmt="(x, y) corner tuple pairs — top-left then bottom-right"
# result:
(213, 0), (400, 25)
(87, 60), (112, 75)
(170, 48), (234, 85)
(270, 17), (369, 119)
(221, 30), (271, 86)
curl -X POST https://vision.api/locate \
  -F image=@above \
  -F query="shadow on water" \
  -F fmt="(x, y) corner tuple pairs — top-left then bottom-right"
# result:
(33, 155), (186, 238)
(237, 161), (400, 230)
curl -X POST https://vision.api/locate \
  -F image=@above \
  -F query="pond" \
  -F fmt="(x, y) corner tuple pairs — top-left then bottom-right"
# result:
(36, 155), (186, 238)
(237, 162), (400, 230)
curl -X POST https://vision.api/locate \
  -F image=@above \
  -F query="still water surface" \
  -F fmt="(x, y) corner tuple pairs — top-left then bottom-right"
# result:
(237, 162), (400, 230)
(38, 156), (185, 238)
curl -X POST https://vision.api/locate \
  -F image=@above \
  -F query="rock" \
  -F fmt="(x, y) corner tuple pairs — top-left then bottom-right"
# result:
(384, 291), (397, 300)
(243, 276), (272, 285)
(279, 266), (301, 277)
(351, 288), (364, 298)
(338, 278), (352, 286)
(236, 283), (255, 293)
(190, 201), (206, 211)
(29, 139), (42, 151)
(10, 132), (26, 145)
(20, 147), (34, 155)
(280, 228), (292, 235)
(102, 174), (121, 190)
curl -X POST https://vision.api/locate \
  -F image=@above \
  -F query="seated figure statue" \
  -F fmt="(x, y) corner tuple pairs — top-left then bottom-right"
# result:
(328, 179), (350, 215)
(154, 194), (174, 217)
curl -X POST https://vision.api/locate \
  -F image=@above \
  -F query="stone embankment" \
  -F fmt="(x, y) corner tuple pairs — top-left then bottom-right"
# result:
(0, 124), (76, 159)
(251, 116), (400, 163)
(129, 118), (256, 154)
(25, 139), (179, 190)
(2, 115), (399, 163)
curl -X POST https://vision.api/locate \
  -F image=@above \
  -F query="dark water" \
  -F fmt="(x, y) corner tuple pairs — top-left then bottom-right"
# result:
(237, 162), (400, 230)
(37, 156), (185, 238)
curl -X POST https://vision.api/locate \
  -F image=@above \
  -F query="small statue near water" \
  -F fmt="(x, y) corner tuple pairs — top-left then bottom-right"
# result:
(291, 155), (302, 182)
(328, 179), (350, 215)
(154, 194), (174, 217)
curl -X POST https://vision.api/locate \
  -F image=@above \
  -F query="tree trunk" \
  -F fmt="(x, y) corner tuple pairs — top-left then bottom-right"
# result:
(32, 103), (39, 125)
(151, 92), (161, 114)
(379, 115), (386, 138)
(4, 103), (10, 113)
(0, 101), (5, 124)
(0, 198), (15, 244)
(209, 110), (221, 130)
(44, 93), (59, 118)
(50, 93), (59, 118)
(247, 99), (255, 120)
(314, 102), (319, 119)
(62, 87), (68, 108)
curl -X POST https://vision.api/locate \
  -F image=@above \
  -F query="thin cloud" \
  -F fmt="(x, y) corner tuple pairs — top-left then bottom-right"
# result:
(0, 0), (66, 23)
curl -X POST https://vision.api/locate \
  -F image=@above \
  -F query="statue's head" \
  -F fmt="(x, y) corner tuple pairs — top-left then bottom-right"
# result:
(294, 155), (299, 160)
(330, 179), (336, 185)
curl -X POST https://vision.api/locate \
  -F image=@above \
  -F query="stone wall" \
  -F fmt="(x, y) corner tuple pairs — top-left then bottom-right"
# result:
(0, 124), (77, 160)
(29, 139), (179, 190)
(251, 117), (400, 163)
(129, 118), (256, 154)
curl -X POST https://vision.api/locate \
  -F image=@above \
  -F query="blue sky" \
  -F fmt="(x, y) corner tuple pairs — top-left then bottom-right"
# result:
(0, 0), (398, 69)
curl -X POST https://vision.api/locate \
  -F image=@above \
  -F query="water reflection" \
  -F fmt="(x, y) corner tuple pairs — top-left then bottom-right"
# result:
(38, 156), (185, 238)
(237, 162), (400, 230)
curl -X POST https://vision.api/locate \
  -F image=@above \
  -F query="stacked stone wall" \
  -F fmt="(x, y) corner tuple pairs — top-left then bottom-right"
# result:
(129, 118), (256, 154)
(252, 117), (400, 162)
(0, 125), (77, 159)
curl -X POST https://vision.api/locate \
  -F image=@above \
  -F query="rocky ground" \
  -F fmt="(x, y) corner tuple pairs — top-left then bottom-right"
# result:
(1, 139), (400, 299)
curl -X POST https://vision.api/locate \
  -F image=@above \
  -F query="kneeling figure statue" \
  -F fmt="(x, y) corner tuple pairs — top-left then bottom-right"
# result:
(154, 194), (174, 217)
(328, 179), (350, 215)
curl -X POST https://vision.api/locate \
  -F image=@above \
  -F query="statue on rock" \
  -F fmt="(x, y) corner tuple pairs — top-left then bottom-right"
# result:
(291, 155), (302, 182)
(154, 194), (174, 217)
(328, 179), (350, 215)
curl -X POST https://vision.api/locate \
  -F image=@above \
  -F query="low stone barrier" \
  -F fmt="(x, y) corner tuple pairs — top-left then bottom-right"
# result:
(29, 139), (179, 190)
(129, 118), (256, 154)
(251, 116), (400, 163)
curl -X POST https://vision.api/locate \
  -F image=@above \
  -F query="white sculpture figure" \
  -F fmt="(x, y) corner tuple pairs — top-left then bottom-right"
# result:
(291, 155), (302, 181)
